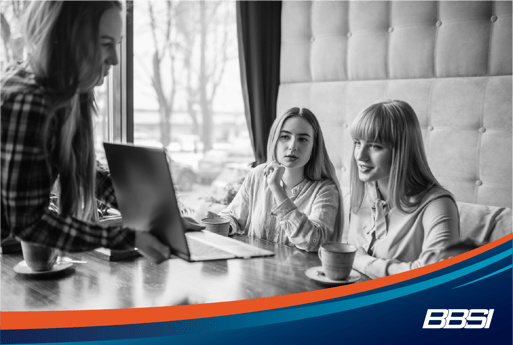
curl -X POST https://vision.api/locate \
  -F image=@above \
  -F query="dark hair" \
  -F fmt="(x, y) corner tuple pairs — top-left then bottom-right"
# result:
(23, 1), (121, 97)
(21, 1), (122, 221)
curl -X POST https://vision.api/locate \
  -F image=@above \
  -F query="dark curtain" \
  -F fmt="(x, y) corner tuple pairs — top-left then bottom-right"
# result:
(236, 1), (282, 166)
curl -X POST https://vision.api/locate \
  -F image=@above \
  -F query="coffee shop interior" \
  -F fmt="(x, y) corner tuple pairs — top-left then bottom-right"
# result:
(1, 1), (511, 312)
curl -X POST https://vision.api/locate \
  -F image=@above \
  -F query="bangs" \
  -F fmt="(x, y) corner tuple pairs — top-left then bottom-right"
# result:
(350, 105), (395, 147)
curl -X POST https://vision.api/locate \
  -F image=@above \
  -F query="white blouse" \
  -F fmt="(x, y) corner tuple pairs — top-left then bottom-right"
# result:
(220, 164), (341, 252)
(348, 182), (460, 279)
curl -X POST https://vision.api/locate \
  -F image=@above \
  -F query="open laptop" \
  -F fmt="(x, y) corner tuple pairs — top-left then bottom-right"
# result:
(103, 142), (274, 261)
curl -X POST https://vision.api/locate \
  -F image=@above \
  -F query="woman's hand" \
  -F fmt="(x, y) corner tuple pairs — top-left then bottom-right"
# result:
(135, 232), (171, 264)
(206, 211), (221, 219)
(355, 246), (368, 260)
(351, 246), (370, 274)
(263, 161), (285, 187)
(182, 216), (205, 231)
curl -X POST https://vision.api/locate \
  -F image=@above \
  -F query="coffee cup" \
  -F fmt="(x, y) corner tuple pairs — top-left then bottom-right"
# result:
(201, 217), (231, 237)
(20, 241), (58, 272)
(318, 242), (356, 281)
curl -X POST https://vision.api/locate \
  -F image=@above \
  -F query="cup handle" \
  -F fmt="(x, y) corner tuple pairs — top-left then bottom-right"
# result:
(50, 249), (59, 263)
(318, 248), (322, 261)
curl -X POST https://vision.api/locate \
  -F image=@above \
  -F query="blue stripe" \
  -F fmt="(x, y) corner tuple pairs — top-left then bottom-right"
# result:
(242, 248), (512, 326)
(453, 264), (513, 289)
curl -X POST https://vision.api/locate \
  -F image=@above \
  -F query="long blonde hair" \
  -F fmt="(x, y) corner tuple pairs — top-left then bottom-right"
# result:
(267, 107), (344, 242)
(350, 100), (442, 214)
(20, 1), (121, 221)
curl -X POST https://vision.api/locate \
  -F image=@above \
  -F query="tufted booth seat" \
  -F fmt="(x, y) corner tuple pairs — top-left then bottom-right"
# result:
(457, 201), (511, 243)
(277, 1), (512, 242)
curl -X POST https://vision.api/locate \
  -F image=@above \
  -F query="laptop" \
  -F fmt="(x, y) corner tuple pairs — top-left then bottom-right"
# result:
(103, 142), (274, 261)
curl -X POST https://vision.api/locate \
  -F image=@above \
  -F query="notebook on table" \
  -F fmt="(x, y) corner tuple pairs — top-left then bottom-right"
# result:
(0, 238), (21, 254)
(91, 213), (140, 261)
(103, 142), (274, 261)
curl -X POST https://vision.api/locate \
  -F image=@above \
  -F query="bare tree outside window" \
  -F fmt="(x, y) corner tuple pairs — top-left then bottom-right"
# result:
(135, 1), (240, 149)
(134, 1), (252, 209)
(1, 1), (253, 211)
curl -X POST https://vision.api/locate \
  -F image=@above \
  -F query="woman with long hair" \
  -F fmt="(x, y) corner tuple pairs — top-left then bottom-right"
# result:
(0, 1), (189, 263)
(219, 107), (343, 252)
(348, 100), (460, 278)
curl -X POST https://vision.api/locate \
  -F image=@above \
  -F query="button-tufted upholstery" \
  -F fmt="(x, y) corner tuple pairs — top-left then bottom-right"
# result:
(277, 1), (512, 210)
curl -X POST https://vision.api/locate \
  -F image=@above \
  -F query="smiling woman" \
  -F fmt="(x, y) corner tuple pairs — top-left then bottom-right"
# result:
(347, 100), (460, 279)
(352, 139), (392, 189)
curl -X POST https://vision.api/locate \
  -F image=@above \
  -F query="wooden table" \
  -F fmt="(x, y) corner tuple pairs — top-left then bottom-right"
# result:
(1, 235), (368, 311)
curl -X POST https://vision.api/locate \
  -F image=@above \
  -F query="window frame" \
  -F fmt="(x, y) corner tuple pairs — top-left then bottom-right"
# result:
(108, 0), (134, 144)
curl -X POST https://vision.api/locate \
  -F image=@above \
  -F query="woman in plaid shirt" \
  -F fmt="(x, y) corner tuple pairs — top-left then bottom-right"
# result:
(1, 1), (188, 263)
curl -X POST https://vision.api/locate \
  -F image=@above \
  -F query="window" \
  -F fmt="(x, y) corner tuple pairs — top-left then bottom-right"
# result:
(0, 2), (26, 72)
(0, 1), (252, 215)
(132, 1), (253, 212)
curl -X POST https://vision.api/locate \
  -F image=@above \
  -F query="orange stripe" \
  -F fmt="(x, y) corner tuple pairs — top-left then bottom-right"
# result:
(2, 234), (511, 330)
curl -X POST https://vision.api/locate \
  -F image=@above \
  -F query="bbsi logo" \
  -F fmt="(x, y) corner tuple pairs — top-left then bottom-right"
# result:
(423, 309), (494, 329)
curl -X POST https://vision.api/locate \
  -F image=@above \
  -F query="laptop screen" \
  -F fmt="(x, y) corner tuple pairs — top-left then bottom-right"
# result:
(103, 143), (192, 260)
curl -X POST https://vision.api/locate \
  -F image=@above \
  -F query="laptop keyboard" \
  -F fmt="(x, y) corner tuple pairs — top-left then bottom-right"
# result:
(187, 236), (234, 258)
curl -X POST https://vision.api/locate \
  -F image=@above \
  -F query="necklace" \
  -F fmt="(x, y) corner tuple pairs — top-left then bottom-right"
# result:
(281, 178), (307, 198)
(280, 177), (306, 189)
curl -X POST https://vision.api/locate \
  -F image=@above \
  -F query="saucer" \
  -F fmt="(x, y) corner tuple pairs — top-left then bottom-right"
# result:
(13, 260), (73, 276)
(305, 266), (361, 286)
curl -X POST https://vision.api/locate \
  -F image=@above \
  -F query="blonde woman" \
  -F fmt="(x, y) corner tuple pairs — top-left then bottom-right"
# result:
(0, 1), (190, 263)
(348, 100), (460, 279)
(218, 107), (343, 252)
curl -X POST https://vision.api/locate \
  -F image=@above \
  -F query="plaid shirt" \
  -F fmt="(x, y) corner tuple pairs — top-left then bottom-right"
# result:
(1, 64), (135, 252)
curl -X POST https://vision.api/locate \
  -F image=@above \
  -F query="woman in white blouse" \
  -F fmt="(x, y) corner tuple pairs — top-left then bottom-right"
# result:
(348, 100), (460, 279)
(219, 107), (343, 252)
